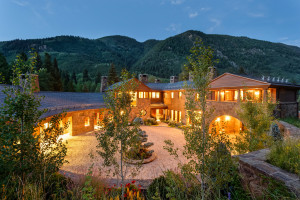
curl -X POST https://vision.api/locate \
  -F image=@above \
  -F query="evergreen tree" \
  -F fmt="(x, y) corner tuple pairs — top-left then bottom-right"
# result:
(83, 69), (90, 82)
(0, 53), (10, 83)
(95, 71), (101, 84)
(35, 53), (43, 71)
(19, 52), (28, 61)
(62, 71), (70, 91)
(107, 63), (118, 85)
(43, 53), (52, 72)
(52, 58), (63, 91)
(72, 72), (77, 84)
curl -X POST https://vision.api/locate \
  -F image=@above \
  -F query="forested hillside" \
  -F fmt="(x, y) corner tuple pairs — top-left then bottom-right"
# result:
(1, 30), (300, 83)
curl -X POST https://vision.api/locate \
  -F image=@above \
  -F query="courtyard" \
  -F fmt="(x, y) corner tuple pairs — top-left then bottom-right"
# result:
(61, 123), (187, 185)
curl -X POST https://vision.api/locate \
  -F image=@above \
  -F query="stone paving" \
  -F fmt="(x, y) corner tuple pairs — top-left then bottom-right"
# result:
(61, 123), (187, 185)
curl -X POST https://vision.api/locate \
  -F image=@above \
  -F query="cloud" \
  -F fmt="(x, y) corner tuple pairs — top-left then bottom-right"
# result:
(200, 7), (211, 11)
(207, 18), (221, 33)
(12, 0), (28, 7)
(189, 12), (198, 18)
(167, 0), (185, 5)
(43, 1), (54, 14)
(248, 12), (264, 18)
(166, 23), (181, 33)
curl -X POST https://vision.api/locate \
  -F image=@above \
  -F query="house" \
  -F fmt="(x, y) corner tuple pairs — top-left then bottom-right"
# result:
(111, 73), (300, 134)
(0, 72), (299, 137)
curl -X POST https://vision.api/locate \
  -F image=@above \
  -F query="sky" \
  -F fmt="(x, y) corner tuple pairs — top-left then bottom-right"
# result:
(1, 0), (300, 47)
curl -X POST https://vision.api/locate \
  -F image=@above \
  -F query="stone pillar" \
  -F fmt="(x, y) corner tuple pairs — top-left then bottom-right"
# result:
(100, 76), (108, 92)
(263, 89), (268, 103)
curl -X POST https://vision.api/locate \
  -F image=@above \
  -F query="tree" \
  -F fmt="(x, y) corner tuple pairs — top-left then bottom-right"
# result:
(72, 71), (77, 84)
(0, 53), (10, 83)
(83, 69), (90, 82)
(0, 53), (68, 198)
(165, 39), (234, 199)
(43, 53), (55, 91)
(35, 53), (43, 71)
(52, 58), (63, 91)
(96, 70), (141, 199)
(107, 63), (118, 85)
(235, 97), (276, 153)
(95, 71), (101, 85)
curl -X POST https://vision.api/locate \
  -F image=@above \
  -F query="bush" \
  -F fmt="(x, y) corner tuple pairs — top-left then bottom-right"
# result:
(268, 139), (300, 176)
(168, 121), (177, 127)
(282, 117), (300, 128)
(144, 118), (158, 126)
(147, 176), (169, 200)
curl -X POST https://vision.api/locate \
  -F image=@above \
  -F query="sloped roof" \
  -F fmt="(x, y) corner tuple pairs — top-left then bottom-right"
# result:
(0, 85), (105, 118)
(146, 81), (192, 91)
(106, 78), (152, 91)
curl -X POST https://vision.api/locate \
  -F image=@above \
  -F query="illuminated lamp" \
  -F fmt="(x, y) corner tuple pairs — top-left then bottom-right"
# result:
(216, 117), (220, 122)
(225, 116), (230, 121)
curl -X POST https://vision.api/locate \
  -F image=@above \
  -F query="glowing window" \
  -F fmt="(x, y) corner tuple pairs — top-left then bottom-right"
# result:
(207, 91), (217, 101)
(85, 117), (90, 126)
(156, 92), (160, 98)
(179, 111), (182, 122)
(179, 92), (182, 99)
(139, 92), (144, 98)
(171, 92), (174, 99)
(220, 90), (236, 101)
(44, 122), (49, 129)
(131, 92), (137, 106)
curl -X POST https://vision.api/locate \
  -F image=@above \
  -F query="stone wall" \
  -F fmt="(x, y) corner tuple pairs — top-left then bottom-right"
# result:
(238, 149), (300, 198)
(278, 120), (300, 138)
(278, 102), (299, 118)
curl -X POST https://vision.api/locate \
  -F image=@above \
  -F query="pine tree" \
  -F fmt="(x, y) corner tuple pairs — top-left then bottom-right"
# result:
(107, 63), (118, 85)
(0, 53), (10, 83)
(52, 58), (63, 91)
(83, 69), (90, 82)
(95, 71), (101, 84)
(35, 53), (43, 71)
(62, 71), (70, 92)
(72, 72), (77, 84)
(43, 53), (52, 72)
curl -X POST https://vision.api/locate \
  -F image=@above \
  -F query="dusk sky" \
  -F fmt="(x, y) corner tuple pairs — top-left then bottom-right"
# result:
(1, 0), (300, 47)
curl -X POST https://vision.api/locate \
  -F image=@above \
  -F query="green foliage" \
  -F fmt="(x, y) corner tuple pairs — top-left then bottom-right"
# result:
(1, 31), (300, 83)
(0, 53), (68, 198)
(144, 118), (158, 126)
(147, 176), (169, 200)
(82, 165), (96, 200)
(96, 70), (142, 198)
(268, 139), (300, 176)
(235, 100), (276, 153)
(0, 53), (10, 83)
(107, 63), (118, 85)
(281, 117), (300, 128)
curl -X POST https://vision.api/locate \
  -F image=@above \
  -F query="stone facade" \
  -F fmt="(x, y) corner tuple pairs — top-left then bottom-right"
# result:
(278, 102), (299, 118)
(238, 149), (300, 198)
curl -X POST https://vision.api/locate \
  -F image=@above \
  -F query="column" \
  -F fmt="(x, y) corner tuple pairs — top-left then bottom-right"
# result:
(237, 89), (241, 103)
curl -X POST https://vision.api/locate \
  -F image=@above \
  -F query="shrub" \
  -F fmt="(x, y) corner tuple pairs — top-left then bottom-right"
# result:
(282, 117), (300, 129)
(147, 176), (169, 200)
(268, 139), (300, 176)
(144, 118), (158, 126)
(168, 120), (177, 127)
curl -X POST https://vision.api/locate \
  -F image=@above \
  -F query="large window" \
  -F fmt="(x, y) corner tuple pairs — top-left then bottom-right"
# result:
(171, 92), (174, 99)
(220, 90), (237, 101)
(241, 89), (261, 101)
(151, 92), (160, 99)
(179, 92), (182, 99)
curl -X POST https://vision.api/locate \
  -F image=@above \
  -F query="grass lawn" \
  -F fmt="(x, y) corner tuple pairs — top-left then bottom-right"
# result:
(281, 117), (300, 128)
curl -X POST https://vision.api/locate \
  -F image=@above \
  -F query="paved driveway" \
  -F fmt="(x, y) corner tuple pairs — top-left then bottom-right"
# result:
(61, 124), (187, 181)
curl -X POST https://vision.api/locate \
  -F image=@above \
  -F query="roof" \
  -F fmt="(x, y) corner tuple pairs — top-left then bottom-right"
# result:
(146, 81), (192, 91)
(106, 78), (152, 91)
(0, 85), (105, 118)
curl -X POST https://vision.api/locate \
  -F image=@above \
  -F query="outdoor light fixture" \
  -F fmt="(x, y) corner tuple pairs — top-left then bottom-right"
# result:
(225, 116), (230, 121)
(216, 117), (220, 122)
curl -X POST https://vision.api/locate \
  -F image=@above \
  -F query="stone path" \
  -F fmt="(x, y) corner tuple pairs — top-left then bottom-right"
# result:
(278, 120), (300, 138)
(61, 123), (187, 187)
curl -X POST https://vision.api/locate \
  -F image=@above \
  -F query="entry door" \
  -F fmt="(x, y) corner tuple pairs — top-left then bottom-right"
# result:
(156, 109), (160, 120)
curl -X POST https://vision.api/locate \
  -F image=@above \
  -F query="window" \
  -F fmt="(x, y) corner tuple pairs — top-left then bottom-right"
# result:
(179, 111), (182, 122)
(131, 92), (137, 106)
(179, 92), (182, 99)
(171, 92), (174, 99)
(151, 92), (160, 98)
(138, 92), (148, 98)
(220, 90), (237, 101)
(171, 110), (174, 121)
(207, 91), (217, 101)
(85, 117), (90, 126)
(175, 111), (178, 121)
(242, 89), (261, 101)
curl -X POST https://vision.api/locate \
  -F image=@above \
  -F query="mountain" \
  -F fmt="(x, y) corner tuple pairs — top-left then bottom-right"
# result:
(1, 30), (300, 82)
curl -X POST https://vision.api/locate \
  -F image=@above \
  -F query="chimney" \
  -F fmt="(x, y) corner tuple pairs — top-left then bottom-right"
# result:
(170, 76), (178, 83)
(138, 74), (148, 83)
(155, 79), (161, 83)
(189, 72), (194, 82)
(100, 76), (108, 92)
(20, 74), (40, 92)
